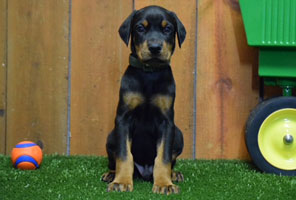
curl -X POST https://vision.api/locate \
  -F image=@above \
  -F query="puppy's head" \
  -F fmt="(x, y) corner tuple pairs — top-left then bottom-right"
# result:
(119, 6), (186, 64)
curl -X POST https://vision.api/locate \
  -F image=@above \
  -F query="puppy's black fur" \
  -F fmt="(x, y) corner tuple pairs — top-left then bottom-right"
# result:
(101, 6), (186, 195)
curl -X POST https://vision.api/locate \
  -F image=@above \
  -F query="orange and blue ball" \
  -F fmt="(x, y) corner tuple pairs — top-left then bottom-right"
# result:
(11, 141), (43, 170)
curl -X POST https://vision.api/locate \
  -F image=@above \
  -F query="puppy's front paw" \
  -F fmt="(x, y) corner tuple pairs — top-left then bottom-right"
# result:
(152, 184), (180, 195)
(107, 182), (133, 192)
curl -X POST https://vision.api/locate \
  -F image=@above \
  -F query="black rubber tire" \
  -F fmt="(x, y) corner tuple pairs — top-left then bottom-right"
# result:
(246, 96), (296, 176)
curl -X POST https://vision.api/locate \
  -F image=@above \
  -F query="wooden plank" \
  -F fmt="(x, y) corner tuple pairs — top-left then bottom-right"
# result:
(0, 0), (7, 154)
(134, 0), (197, 158)
(6, 0), (69, 154)
(71, 0), (133, 155)
(196, 0), (259, 159)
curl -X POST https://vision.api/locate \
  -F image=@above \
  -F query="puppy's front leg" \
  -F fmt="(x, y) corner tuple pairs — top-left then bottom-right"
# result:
(153, 122), (179, 195)
(108, 124), (134, 192)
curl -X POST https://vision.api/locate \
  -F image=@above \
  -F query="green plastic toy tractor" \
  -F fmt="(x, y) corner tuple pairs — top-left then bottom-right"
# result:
(240, 0), (296, 175)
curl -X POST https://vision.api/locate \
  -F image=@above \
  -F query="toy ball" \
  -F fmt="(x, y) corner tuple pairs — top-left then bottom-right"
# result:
(11, 141), (43, 170)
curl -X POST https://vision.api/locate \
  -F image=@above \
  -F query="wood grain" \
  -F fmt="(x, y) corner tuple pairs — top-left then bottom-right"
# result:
(2, 0), (264, 159)
(6, 0), (69, 154)
(134, 0), (197, 158)
(70, 0), (133, 155)
(196, 0), (259, 159)
(0, 0), (7, 154)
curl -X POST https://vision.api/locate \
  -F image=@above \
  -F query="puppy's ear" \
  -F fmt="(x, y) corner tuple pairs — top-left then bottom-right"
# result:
(118, 11), (136, 46)
(171, 12), (186, 48)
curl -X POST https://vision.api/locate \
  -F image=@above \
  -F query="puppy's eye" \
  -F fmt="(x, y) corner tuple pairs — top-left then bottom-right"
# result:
(136, 25), (145, 33)
(163, 26), (173, 34)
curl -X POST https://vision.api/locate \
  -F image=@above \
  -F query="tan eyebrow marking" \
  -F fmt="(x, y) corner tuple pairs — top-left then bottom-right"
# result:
(161, 20), (168, 28)
(142, 20), (149, 27)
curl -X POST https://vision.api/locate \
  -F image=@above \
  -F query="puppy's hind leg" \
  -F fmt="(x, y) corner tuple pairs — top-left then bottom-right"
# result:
(101, 130), (116, 183)
(171, 126), (184, 182)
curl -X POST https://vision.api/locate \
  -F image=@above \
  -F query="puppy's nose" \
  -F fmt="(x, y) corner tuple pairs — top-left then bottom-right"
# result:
(148, 43), (162, 54)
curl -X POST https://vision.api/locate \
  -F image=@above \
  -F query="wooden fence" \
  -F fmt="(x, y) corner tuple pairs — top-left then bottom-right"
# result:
(0, 0), (280, 159)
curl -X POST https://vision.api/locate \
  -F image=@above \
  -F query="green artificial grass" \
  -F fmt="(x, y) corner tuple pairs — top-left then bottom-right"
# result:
(1, 155), (296, 200)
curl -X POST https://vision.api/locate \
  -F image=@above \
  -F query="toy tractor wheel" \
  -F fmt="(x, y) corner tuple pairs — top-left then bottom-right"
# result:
(246, 96), (296, 175)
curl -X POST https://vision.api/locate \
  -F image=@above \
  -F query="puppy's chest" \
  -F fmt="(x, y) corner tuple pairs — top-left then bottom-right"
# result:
(122, 69), (175, 114)
(123, 92), (173, 114)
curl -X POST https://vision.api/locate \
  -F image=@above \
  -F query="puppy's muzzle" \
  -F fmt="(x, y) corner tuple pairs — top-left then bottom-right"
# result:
(148, 41), (163, 55)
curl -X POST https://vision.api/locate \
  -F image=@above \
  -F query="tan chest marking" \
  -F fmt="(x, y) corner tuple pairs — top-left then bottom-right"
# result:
(123, 92), (144, 110)
(152, 95), (173, 114)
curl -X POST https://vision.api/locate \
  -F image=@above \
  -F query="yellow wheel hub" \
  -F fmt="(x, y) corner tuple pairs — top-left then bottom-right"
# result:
(258, 108), (296, 170)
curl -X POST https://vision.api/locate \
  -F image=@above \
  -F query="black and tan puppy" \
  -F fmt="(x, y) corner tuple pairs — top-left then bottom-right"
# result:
(101, 5), (186, 195)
